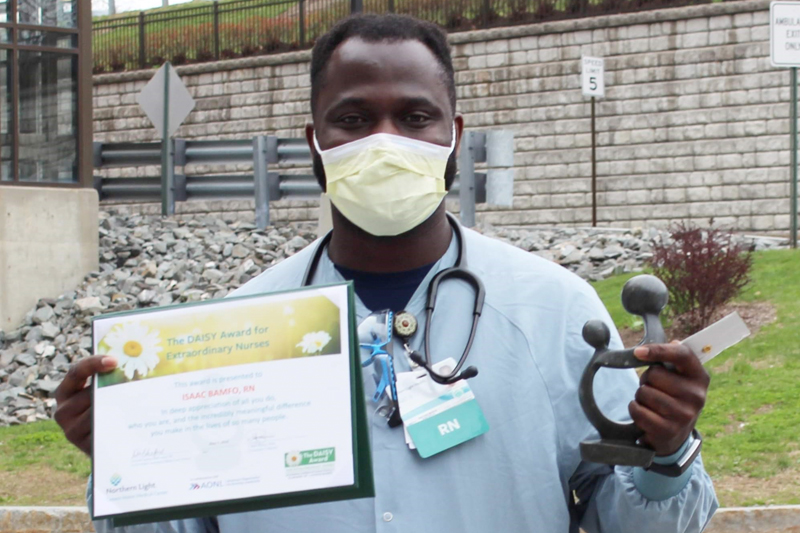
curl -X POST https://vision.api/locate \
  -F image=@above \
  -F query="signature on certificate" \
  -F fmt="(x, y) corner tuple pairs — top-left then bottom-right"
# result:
(132, 447), (167, 459)
(247, 432), (277, 450)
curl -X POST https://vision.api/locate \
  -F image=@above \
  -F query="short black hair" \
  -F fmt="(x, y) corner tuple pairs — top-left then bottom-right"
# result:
(310, 13), (456, 117)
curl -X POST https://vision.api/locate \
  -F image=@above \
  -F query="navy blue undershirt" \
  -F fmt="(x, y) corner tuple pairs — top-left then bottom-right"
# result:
(334, 262), (436, 312)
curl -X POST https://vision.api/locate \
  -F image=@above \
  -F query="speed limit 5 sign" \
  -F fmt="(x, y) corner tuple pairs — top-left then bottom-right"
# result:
(582, 56), (605, 98)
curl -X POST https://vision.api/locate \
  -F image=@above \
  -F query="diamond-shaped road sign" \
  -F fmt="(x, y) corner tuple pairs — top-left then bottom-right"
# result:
(137, 63), (196, 139)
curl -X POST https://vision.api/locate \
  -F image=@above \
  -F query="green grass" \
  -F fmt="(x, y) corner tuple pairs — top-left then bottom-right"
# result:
(0, 420), (90, 477)
(592, 249), (800, 505)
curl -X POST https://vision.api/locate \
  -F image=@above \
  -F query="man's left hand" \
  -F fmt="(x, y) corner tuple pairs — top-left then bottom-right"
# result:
(630, 341), (710, 456)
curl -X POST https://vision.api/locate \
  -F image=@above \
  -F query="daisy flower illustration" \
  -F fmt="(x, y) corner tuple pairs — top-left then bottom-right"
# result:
(286, 451), (302, 467)
(102, 322), (163, 380)
(296, 331), (332, 354)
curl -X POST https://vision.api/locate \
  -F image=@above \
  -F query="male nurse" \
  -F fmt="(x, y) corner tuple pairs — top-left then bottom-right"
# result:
(55, 13), (718, 532)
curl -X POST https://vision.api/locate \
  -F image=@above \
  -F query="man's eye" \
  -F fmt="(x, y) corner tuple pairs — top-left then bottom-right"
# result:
(338, 115), (366, 125)
(405, 114), (430, 123)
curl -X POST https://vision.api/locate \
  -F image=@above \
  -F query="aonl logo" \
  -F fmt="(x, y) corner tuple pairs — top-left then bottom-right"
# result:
(438, 418), (461, 436)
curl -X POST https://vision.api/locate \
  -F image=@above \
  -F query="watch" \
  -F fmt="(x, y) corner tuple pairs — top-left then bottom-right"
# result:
(645, 429), (703, 478)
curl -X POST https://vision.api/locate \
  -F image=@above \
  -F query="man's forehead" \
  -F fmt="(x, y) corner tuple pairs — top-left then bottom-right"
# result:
(318, 37), (449, 105)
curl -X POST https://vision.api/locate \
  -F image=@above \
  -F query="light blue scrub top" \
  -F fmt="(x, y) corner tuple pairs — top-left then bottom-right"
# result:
(90, 225), (718, 533)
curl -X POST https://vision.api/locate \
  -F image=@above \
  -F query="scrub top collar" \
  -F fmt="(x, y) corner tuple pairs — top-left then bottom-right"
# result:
(309, 227), (461, 325)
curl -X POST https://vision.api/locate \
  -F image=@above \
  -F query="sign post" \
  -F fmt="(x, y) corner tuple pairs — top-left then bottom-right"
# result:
(771, 1), (800, 248)
(137, 62), (196, 216)
(582, 56), (604, 227)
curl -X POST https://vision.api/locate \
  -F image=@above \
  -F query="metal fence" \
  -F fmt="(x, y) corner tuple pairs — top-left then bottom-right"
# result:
(93, 0), (724, 74)
(92, 130), (515, 228)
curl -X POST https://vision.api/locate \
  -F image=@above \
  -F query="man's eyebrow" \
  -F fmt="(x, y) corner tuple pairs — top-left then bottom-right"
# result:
(326, 97), (369, 112)
(396, 96), (440, 109)
(325, 96), (444, 114)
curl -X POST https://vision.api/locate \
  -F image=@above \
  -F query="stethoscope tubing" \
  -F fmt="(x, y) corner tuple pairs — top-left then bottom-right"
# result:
(302, 213), (483, 385)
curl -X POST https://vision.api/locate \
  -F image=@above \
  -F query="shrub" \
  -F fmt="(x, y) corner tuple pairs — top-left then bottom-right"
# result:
(171, 52), (188, 65)
(649, 222), (754, 335)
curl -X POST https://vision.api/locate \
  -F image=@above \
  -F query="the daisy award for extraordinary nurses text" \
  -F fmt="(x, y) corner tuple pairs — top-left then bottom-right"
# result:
(91, 285), (357, 520)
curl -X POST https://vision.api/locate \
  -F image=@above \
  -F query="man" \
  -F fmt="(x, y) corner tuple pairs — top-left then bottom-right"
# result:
(55, 13), (717, 532)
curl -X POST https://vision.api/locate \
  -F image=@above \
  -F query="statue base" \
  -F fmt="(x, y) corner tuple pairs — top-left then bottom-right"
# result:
(580, 439), (656, 468)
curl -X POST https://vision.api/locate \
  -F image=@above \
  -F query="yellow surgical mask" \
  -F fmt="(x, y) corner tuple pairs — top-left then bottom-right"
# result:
(313, 127), (456, 236)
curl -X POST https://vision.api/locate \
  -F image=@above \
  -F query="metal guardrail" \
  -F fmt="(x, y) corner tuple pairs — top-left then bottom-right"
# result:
(93, 131), (514, 229)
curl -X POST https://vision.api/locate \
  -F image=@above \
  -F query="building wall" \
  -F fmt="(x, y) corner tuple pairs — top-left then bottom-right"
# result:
(92, 0), (794, 233)
(0, 187), (99, 330)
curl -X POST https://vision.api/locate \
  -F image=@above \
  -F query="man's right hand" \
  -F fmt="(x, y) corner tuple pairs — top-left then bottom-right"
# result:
(54, 355), (117, 456)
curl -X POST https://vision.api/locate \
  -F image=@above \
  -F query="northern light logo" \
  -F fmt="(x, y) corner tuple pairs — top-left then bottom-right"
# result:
(284, 447), (336, 467)
(110, 473), (122, 486)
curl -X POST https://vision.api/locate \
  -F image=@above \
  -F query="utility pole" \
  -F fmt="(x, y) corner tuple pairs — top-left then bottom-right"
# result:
(108, 0), (116, 15)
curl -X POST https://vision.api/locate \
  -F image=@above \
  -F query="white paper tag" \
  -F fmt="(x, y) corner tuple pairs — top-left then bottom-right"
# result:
(681, 312), (751, 364)
(396, 358), (472, 452)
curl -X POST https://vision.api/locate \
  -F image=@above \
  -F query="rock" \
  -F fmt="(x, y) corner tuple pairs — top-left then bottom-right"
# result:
(35, 379), (62, 397)
(75, 297), (103, 314)
(40, 322), (60, 339)
(14, 353), (37, 367)
(286, 236), (309, 250)
(603, 246), (624, 259)
(33, 306), (54, 324)
(137, 290), (158, 305)
(588, 247), (605, 261)
(231, 244), (249, 259)
(203, 269), (224, 283)
(8, 367), (36, 388)
(560, 249), (585, 265)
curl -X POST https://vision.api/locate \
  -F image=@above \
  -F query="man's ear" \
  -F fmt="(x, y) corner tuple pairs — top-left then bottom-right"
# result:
(453, 114), (465, 157)
(305, 122), (316, 154)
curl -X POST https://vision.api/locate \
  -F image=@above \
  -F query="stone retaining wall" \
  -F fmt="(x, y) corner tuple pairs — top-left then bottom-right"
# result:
(93, 0), (795, 234)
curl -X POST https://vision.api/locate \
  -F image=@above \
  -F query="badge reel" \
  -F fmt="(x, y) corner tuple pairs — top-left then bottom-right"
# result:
(357, 311), (403, 428)
(579, 275), (702, 477)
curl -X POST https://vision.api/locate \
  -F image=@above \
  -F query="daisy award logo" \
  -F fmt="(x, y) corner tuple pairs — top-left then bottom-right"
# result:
(284, 447), (336, 468)
(110, 473), (122, 486)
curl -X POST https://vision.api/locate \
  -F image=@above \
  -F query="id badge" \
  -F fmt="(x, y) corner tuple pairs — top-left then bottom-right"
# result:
(396, 358), (489, 458)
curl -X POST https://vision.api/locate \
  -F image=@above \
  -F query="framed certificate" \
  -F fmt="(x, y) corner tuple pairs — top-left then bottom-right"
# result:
(91, 283), (373, 527)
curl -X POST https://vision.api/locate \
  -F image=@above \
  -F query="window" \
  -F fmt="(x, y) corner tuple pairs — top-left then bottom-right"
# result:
(0, 0), (86, 186)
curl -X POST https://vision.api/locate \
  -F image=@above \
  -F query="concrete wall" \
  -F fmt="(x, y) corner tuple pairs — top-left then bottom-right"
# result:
(0, 187), (99, 331)
(92, 0), (796, 235)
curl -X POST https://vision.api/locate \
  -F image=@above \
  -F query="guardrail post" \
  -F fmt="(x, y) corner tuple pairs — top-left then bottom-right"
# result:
(173, 139), (187, 201)
(92, 142), (103, 168)
(213, 1), (220, 60)
(486, 130), (515, 207)
(458, 131), (477, 227)
(138, 11), (146, 69)
(254, 136), (270, 229)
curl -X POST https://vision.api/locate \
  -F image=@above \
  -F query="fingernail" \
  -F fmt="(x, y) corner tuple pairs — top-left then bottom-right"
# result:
(634, 347), (649, 359)
(101, 356), (117, 368)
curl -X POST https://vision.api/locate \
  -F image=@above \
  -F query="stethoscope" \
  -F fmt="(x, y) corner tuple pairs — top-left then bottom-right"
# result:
(301, 212), (484, 385)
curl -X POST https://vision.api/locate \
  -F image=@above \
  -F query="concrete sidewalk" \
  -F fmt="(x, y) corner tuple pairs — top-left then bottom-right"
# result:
(1, 505), (799, 532)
